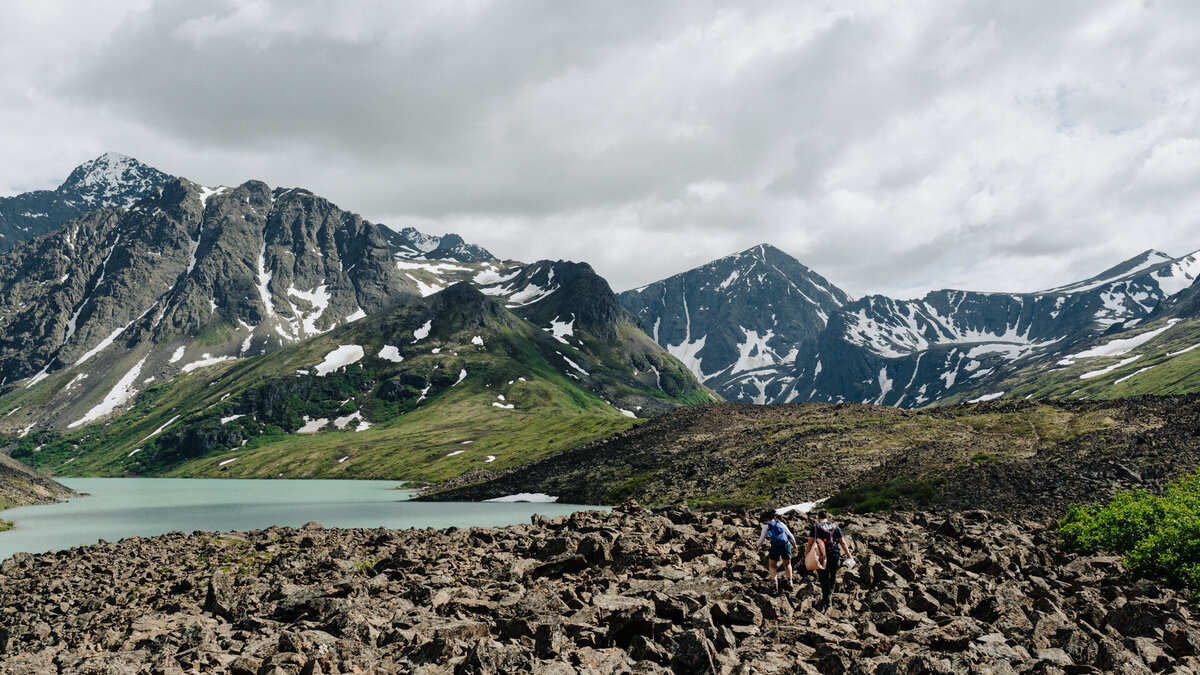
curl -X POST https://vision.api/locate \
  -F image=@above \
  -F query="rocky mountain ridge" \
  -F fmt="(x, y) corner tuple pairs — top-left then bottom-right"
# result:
(0, 177), (419, 432)
(0, 153), (171, 250)
(1, 502), (1194, 673)
(622, 244), (1200, 408)
(383, 227), (494, 263)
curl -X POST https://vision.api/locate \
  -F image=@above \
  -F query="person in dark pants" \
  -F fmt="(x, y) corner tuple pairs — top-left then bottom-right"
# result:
(756, 510), (798, 594)
(807, 510), (852, 610)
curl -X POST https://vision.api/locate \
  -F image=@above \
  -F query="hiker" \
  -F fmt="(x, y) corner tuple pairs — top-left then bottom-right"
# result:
(756, 510), (798, 593)
(806, 510), (852, 610)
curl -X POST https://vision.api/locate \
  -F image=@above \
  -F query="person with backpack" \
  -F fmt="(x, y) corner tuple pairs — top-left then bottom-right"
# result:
(755, 511), (798, 594)
(806, 510), (852, 611)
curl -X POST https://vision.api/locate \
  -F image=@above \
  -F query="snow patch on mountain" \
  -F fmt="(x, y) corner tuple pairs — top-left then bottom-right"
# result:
(181, 354), (236, 373)
(1080, 355), (1142, 380)
(378, 345), (404, 362)
(547, 316), (575, 344)
(69, 356), (148, 428)
(256, 244), (275, 317)
(412, 320), (432, 341)
(286, 284), (331, 335)
(1062, 319), (1181, 363)
(314, 345), (364, 376)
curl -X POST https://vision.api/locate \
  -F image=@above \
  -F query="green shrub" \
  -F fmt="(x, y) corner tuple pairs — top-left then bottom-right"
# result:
(826, 476), (944, 513)
(1060, 470), (1200, 594)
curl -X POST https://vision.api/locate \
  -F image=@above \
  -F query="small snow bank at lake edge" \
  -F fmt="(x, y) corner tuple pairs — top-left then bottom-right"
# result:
(484, 493), (558, 503)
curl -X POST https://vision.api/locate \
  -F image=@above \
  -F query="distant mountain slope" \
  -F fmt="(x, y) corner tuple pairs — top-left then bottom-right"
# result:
(382, 226), (494, 263)
(791, 249), (1200, 406)
(7, 283), (708, 481)
(0, 153), (171, 250)
(625, 244), (1200, 407)
(618, 244), (850, 403)
(950, 314), (1200, 405)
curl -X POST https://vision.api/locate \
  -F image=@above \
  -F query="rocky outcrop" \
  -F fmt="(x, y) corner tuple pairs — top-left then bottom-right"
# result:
(1, 503), (1194, 673)
(0, 454), (74, 508)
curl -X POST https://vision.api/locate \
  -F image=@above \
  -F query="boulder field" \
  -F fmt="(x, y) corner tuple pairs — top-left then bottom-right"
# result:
(1, 501), (1195, 674)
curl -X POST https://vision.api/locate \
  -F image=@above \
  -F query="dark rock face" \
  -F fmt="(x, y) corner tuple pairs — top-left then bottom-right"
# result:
(0, 152), (171, 250)
(0, 504), (1192, 673)
(509, 261), (624, 342)
(619, 243), (851, 404)
(0, 177), (415, 427)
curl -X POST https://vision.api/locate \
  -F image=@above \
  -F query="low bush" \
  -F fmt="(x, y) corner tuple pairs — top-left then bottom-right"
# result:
(826, 476), (944, 513)
(1059, 469), (1200, 594)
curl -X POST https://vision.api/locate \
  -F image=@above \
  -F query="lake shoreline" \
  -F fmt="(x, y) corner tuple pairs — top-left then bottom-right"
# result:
(0, 477), (602, 562)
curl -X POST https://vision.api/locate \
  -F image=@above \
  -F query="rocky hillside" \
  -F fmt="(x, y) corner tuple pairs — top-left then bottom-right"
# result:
(0, 454), (73, 509)
(426, 395), (1200, 517)
(1, 502), (1193, 673)
(5, 282), (708, 481)
(0, 153), (171, 250)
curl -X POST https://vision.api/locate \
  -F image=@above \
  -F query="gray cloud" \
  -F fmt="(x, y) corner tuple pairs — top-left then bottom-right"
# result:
(3, 0), (1200, 298)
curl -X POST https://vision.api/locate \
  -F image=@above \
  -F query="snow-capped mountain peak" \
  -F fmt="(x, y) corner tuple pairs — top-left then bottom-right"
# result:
(59, 152), (171, 209)
(618, 243), (849, 403)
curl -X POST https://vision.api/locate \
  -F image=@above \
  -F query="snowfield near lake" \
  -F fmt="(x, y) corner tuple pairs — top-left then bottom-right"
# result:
(314, 345), (364, 376)
(484, 493), (559, 503)
(775, 498), (827, 515)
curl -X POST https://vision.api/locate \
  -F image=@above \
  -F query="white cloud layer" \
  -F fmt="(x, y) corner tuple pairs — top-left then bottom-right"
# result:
(3, 1), (1200, 299)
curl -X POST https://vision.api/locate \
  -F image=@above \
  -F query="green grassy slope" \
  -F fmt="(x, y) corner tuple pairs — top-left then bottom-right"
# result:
(424, 398), (1134, 509)
(943, 316), (1200, 404)
(5, 284), (708, 481)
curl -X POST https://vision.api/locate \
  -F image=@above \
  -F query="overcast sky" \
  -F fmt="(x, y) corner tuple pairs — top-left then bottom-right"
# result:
(3, 1), (1199, 298)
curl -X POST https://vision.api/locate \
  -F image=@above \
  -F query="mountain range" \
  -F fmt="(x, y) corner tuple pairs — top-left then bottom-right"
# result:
(619, 245), (1200, 407)
(0, 154), (709, 480)
(2, 153), (1200, 482)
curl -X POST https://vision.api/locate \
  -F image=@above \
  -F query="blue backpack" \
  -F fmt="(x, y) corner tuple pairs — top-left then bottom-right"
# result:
(767, 520), (789, 545)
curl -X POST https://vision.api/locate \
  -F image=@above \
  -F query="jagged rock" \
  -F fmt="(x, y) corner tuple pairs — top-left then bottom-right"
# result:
(0, 507), (1192, 673)
(671, 629), (719, 674)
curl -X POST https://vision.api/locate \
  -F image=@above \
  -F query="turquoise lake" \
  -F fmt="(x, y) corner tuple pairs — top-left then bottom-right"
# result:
(0, 478), (605, 561)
